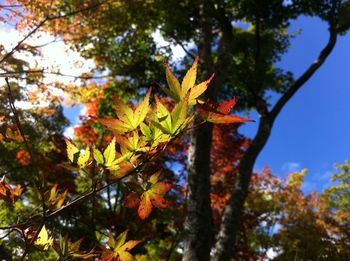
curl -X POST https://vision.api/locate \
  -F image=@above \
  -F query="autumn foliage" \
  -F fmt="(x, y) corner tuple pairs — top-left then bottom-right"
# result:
(0, 58), (253, 259)
(1, 1), (350, 258)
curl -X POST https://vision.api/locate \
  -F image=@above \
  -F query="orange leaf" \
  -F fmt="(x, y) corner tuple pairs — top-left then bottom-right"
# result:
(151, 182), (173, 194)
(149, 194), (167, 209)
(138, 193), (152, 220)
(119, 240), (142, 252)
(0, 178), (22, 204)
(91, 117), (130, 134)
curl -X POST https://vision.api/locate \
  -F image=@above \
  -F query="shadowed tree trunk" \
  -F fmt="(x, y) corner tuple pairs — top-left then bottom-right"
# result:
(183, 1), (234, 260)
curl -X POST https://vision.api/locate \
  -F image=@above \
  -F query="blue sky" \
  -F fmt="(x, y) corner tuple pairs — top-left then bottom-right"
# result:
(240, 16), (350, 192)
(64, 16), (350, 193)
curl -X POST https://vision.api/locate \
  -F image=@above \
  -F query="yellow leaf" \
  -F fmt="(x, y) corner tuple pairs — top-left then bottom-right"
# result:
(65, 139), (79, 163)
(165, 64), (181, 101)
(35, 225), (53, 251)
(104, 138), (116, 167)
(181, 56), (198, 97)
(133, 88), (151, 127)
(115, 98), (135, 128)
(93, 148), (104, 165)
(77, 147), (90, 168)
(189, 73), (214, 105)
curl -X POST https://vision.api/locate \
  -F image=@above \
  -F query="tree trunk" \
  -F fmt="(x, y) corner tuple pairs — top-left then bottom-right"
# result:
(183, 119), (214, 261)
(183, 2), (234, 259)
(183, 1), (214, 259)
(212, 114), (272, 261)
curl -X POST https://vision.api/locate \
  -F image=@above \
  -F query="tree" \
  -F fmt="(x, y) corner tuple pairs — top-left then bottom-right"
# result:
(3, 0), (350, 259)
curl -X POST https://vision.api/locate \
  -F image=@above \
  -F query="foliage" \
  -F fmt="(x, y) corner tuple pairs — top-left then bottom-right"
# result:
(1, 0), (350, 260)
(0, 57), (251, 259)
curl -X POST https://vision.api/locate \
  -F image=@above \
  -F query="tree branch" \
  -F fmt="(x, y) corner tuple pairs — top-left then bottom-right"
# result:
(173, 39), (196, 60)
(0, 0), (109, 65)
(270, 22), (337, 121)
(0, 70), (112, 80)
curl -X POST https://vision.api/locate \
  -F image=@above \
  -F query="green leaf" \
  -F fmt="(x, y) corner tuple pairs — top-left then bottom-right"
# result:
(115, 230), (128, 250)
(154, 96), (172, 133)
(115, 98), (135, 128)
(171, 98), (189, 135)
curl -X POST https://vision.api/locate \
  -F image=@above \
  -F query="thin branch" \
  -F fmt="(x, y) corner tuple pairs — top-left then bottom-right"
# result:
(17, 38), (64, 49)
(173, 39), (196, 60)
(0, 137), (171, 231)
(0, 19), (48, 65)
(5, 78), (34, 160)
(0, 70), (112, 80)
(0, 5), (22, 8)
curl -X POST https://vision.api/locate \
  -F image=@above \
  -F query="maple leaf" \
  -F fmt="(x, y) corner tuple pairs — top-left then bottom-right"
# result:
(125, 171), (173, 220)
(151, 96), (192, 136)
(54, 235), (97, 259)
(101, 230), (141, 261)
(0, 177), (22, 204)
(65, 139), (79, 163)
(92, 88), (151, 134)
(77, 147), (91, 168)
(34, 225), (53, 251)
(198, 97), (254, 124)
(16, 150), (31, 166)
(164, 57), (214, 105)
(44, 184), (68, 210)
(140, 122), (169, 146)
(115, 132), (149, 155)
(94, 138), (132, 171)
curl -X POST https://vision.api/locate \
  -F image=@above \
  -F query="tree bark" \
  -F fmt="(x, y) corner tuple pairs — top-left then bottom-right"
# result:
(183, 2), (234, 260)
(183, 2), (214, 260)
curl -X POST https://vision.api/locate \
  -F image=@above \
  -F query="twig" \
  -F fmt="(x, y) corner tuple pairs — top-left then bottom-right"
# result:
(5, 78), (34, 160)
(173, 39), (196, 60)
(0, 70), (112, 80)
(0, 0), (110, 66)
(0, 19), (48, 65)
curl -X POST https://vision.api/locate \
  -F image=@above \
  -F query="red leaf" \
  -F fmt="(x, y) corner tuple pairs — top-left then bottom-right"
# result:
(208, 114), (254, 124)
(197, 98), (254, 125)
(216, 97), (238, 114)
(124, 193), (140, 208)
